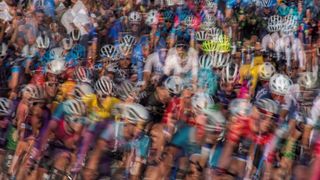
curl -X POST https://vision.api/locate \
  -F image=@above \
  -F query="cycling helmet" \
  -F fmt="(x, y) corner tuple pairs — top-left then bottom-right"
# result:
(166, 0), (174, 6)
(120, 35), (137, 47)
(199, 54), (214, 69)
(162, 10), (174, 21)
(269, 73), (293, 95)
(122, 103), (150, 124)
(128, 11), (142, 23)
(211, 52), (230, 68)
(192, 92), (215, 113)
(201, 15), (216, 30)
(74, 66), (92, 83)
(22, 84), (45, 102)
(36, 35), (50, 49)
(117, 80), (135, 100)
(259, 0), (274, 8)
(46, 59), (66, 75)
(297, 72), (318, 90)
(229, 98), (253, 117)
(196, 31), (208, 42)
(259, 62), (276, 80)
(207, 27), (222, 41)
(176, 0), (185, 5)
(64, 99), (86, 124)
(0, 43), (7, 57)
(205, 0), (217, 8)
(183, 15), (194, 28)
(0, 98), (12, 117)
(267, 15), (283, 32)
(281, 15), (298, 34)
(146, 9), (159, 27)
(21, 45), (37, 58)
(50, 47), (64, 60)
(100, 44), (120, 60)
(202, 40), (217, 53)
(64, 99), (86, 116)
(216, 35), (231, 53)
(73, 83), (94, 100)
(118, 43), (133, 57)
(62, 37), (73, 50)
(202, 109), (226, 133)
(255, 98), (279, 117)
(221, 63), (239, 83)
(71, 28), (81, 41)
(94, 76), (114, 96)
(164, 76), (184, 96)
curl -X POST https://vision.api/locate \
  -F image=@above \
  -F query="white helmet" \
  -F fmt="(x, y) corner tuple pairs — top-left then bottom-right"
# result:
(281, 15), (298, 34)
(64, 99), (86, 116)
(71, 28), (81, 41)
(267, 15), (283, 32)
(22, 84), (45, 102)
(63, 99), (86, 124)
(94, 76), (114, 96)
(117, 80), (136, 100)
(255, 98), (279, 117)
(259, 62), (276, 80)
(207, 27), (222, 41)
(297, 72), (318, 90)
(21, 45), (37, 58)
(211, 52), (230, 68)
(73, 83), (94, 100)
(0, 98), (12, 117)
(36, 35), (50, 49)
(176, 0), (185, 5)
(202, 109), (226, 134)
(62, 37), (73, 50)
(122, 103), (150, 124)
(164, 76), (184, 95)
(0, 43), (7, 57)
(120, 35), (137, 47)
(166, 0), (174, 6)
(100, 44), (121, 60)
(269, 73), (293, 95)
(145, 9), (159, 27)
(196, 30), (208, 42)
(74, 66), (92, 83)
(198, 54), (214, 69)
(46, 59), (66, 75)
(192, 92), (215, 113)
(221, 63), (239, 83)
(50, 47), (64, 60)
(205, 0), (217, 8)
(128, 11), (142, 23)
(229, 98), (253, 117)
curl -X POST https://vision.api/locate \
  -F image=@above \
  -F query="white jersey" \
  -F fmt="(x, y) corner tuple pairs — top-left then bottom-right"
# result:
(163, 47), (198, 78)
(144, 52), (165, 75)
(311, 96), (320, 127)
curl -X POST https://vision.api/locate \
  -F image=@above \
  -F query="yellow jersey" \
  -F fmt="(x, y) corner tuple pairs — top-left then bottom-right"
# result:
(82, 94), (121, 123)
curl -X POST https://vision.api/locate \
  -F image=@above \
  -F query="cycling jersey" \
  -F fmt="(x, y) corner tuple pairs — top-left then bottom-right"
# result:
(162, 97), (195, 126)
(227, 116), (273, 146)
(254, 85), (272, 102)
(185, 68), (218, 96)
(215, 89), (237, 109)
(100, 121), (129, 151)
(164, 47), (198, 79)
(144, 52), (165, 77)
(82, 94), (121, 124)
(140, 88), (166, 122)
(170, 125), (201, 156)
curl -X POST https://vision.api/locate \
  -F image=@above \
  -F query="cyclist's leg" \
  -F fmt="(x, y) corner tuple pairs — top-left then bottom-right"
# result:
(9, 140), (28, 176)
(16, 138), (36, 180)
(83, 139), (108, 180)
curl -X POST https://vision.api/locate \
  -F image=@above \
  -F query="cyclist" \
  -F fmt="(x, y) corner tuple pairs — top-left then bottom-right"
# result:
(29, 99), (87, 180)
(83, 103), (150, 179)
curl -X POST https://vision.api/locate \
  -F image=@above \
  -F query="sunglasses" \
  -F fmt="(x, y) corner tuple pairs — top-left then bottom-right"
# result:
(45, 82), (58, 87)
